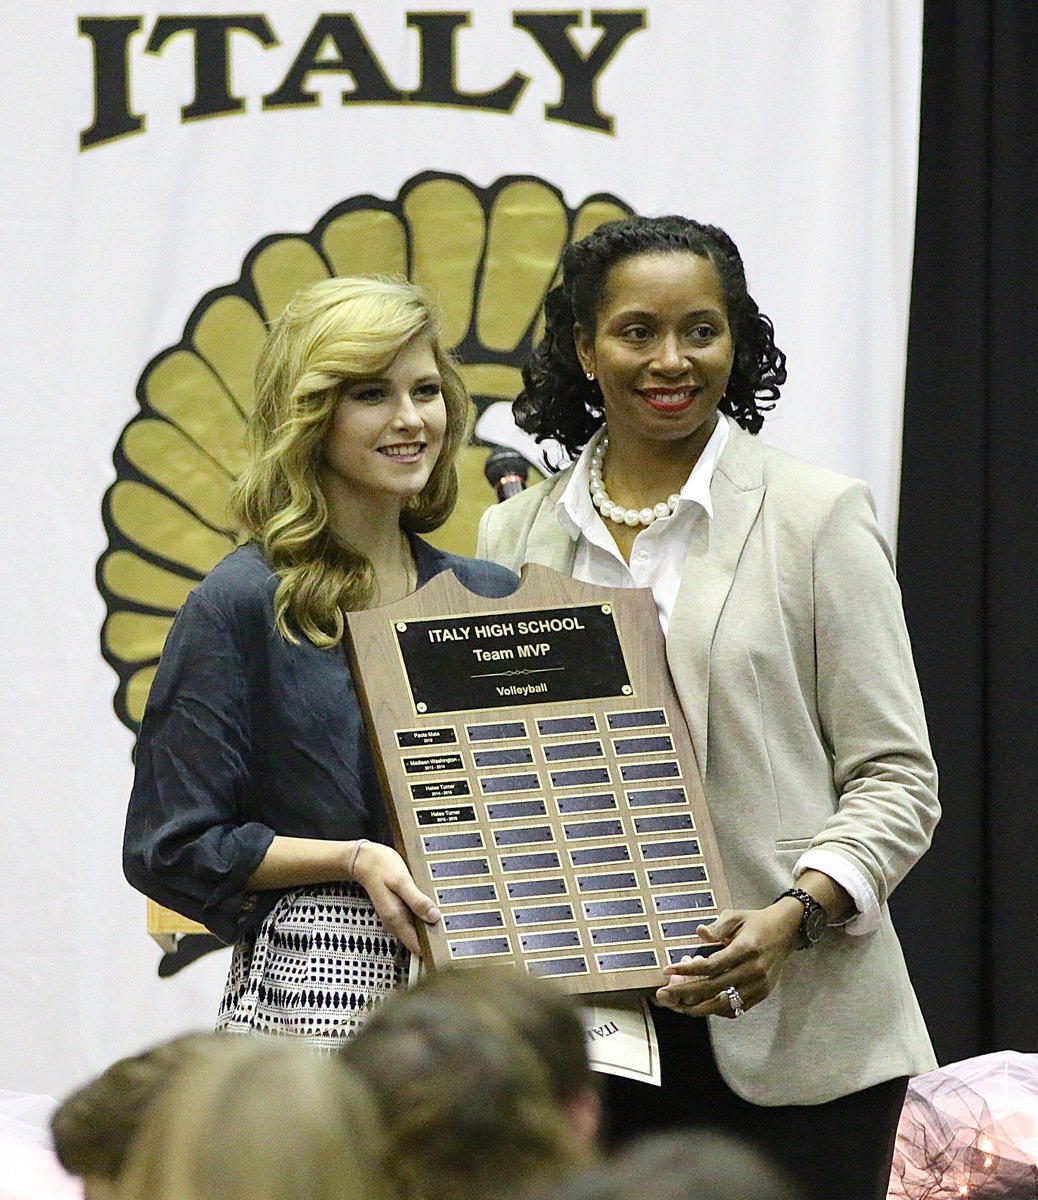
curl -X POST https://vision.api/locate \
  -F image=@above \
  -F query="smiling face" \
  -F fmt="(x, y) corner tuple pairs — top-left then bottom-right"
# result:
(574, 251), (735, 458)
(320, 335), (447, 521)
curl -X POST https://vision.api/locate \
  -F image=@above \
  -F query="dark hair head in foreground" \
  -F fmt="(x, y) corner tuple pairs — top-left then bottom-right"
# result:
(342, 965), (599, 1200)
(528, 1128), (809, 1200)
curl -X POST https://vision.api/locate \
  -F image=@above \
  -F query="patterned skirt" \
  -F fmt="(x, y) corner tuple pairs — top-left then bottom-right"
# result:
(217, 882), (409, 1048)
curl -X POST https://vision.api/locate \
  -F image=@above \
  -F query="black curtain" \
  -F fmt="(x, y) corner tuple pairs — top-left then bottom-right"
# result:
(894, 1), (1038, 1064)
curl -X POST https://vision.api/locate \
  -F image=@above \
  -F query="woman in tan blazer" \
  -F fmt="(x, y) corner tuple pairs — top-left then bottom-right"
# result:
(477, 215), (939, 1200)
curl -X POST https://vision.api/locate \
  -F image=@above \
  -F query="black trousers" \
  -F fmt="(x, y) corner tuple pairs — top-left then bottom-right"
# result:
(602, 1005), (908, 1200)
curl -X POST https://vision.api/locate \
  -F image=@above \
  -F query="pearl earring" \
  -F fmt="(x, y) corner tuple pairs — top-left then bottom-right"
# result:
(585, 370), (595, 381)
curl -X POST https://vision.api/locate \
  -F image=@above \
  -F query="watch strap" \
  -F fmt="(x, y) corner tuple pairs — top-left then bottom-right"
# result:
(775, 887), (826, 948)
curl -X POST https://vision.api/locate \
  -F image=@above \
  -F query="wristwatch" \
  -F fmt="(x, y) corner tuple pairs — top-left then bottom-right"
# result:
(776, 887), (827, 949)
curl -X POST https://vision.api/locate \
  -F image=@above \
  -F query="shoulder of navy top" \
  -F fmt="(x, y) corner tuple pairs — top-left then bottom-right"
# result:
(192, 538), (519, 614)
(415, 538), (519, 598)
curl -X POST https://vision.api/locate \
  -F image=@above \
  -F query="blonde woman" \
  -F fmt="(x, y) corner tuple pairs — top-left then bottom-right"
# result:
(124, 276), (516, 1043)
(118, 1037), (393, 1200)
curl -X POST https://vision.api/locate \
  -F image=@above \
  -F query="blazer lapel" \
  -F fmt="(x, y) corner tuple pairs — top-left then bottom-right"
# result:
(518, 470), (579, 575)
(666, 423), (766, 774)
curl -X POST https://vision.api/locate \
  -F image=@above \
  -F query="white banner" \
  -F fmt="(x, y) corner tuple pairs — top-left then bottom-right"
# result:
(0, 0), (921, 1098)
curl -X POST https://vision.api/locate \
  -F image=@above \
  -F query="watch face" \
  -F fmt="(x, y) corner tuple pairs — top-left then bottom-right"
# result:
(803, 905), (826, 944)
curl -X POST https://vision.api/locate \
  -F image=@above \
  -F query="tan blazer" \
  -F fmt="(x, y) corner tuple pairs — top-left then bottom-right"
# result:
(478, 418), (939, 1105)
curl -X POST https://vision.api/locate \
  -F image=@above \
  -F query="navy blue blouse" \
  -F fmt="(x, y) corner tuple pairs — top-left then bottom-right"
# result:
(123, 539), (518, 943)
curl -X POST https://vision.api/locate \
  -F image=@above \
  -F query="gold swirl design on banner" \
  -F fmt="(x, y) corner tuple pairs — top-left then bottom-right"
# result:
(99, 173), (630, 732)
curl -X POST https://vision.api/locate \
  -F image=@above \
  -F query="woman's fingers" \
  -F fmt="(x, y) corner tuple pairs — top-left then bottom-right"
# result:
(655, 959), (754, 1018)
(390, 871), (442, 926)
(661, 978), (756, 1018)
(371, 888), (422, 954)
(352, 843), (441, 955)
(655, 973), (756, 1019)
(659, 913), (744, 981)
(697, 910), (743, 943)
(655, 905), (798, 1017)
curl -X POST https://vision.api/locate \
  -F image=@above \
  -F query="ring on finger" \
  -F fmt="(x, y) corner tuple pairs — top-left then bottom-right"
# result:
(724, 985), (745, 1018)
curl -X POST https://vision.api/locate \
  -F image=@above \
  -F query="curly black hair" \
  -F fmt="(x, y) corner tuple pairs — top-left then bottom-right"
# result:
(514, 215), (787, 457)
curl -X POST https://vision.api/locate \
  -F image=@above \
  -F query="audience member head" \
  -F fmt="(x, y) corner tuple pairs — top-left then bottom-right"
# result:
(117, 1036), (392, 1200)
(50, 1031), (219, 1200)
(415, 964), (601, 1149)
(529, 1129), (809, 1200)
(342, 965), (598, 1200)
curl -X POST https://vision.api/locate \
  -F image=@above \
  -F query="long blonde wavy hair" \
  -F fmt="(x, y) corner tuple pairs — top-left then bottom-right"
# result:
(231, 275), (470, 646)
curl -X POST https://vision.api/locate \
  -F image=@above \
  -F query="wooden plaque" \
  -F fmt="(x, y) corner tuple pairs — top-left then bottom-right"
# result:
(345, 565), (732, 995)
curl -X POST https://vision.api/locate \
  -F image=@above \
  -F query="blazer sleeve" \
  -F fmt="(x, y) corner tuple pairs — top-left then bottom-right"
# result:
(807, 480), (940, 904)
(122, 590), (276, 943)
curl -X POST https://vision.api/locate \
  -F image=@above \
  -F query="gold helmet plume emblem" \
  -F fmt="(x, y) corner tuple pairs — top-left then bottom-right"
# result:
(98, 172), (631, 734)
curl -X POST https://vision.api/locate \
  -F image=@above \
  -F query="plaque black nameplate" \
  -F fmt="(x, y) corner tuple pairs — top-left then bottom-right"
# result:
(393, 604), (632, 715)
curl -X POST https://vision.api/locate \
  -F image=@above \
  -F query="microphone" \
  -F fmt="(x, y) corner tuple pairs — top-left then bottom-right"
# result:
(484, 447), (529, 502)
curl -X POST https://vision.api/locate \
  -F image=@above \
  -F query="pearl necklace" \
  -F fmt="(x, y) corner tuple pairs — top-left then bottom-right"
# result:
(589, 433), (681, 527)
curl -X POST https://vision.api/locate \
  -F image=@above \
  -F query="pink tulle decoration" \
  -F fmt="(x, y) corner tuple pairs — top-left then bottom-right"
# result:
(889, 1051), (1038, 1200)
(0, 1091), (83, 1200)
